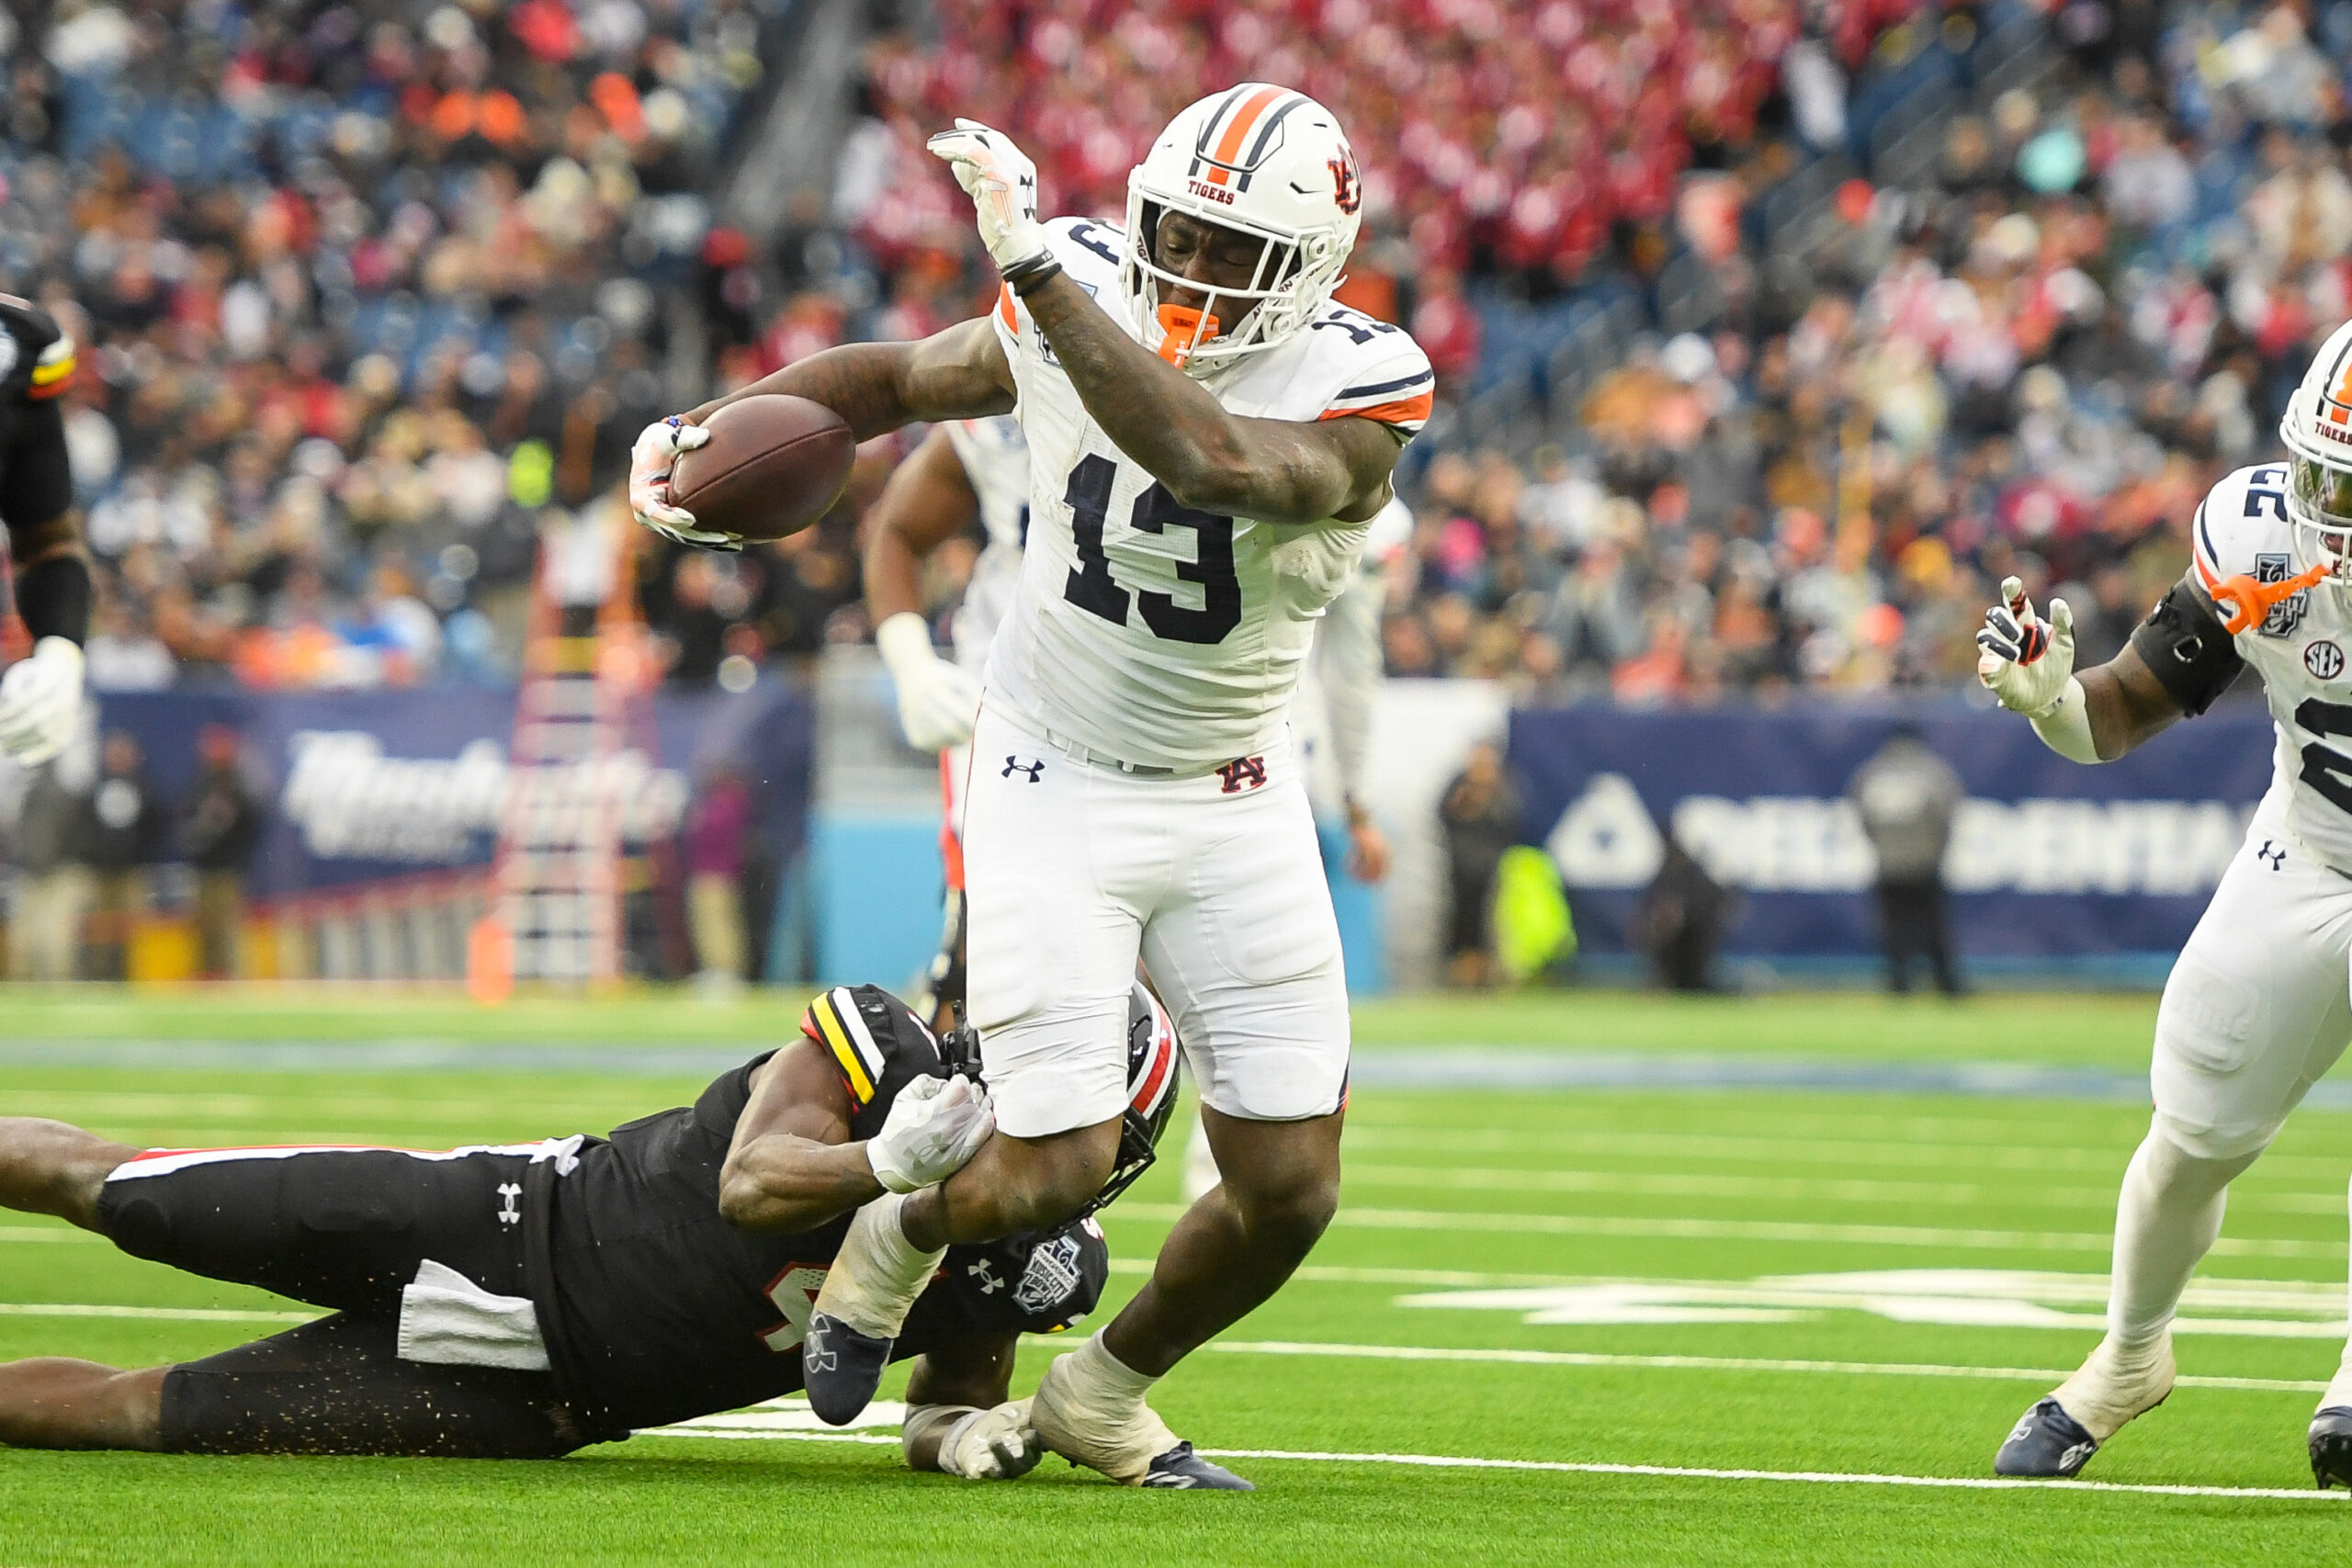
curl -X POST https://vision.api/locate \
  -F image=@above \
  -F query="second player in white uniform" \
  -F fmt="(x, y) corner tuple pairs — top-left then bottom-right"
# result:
(1978, 318), (2352, 1488)
(631, 84), (1430, 1488)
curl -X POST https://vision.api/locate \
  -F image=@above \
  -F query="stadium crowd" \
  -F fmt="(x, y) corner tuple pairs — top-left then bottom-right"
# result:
(835, 0), (2352, 699)
(0, 0), (789, 690)
(7, 0), (2352, 701)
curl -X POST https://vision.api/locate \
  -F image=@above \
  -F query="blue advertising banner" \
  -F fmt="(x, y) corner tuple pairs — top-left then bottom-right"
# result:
(1507, 700), (2278, 963)
(91, 682), (814, 897)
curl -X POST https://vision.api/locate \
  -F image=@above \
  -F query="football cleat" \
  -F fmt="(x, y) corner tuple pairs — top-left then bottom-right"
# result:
(801, 1312), (893, 1427)
(1141, 1442), (1253, 1490)
(1994, 1397), (2103, 1478)
(2310, 1406), (2352, 1489)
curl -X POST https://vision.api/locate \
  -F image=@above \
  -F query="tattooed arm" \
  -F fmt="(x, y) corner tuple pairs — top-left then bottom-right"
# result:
(1016, 272), (1402, 527)
(686, 317), (1015, 440)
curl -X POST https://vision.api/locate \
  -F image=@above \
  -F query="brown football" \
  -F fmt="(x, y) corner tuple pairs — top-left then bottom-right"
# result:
(667, 394), (856, 543)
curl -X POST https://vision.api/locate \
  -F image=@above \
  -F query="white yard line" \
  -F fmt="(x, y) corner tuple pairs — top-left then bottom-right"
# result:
(1110, 1204), (2342, 1259)
(637, 1426), (2346, 1502)
(1204, 1340), (2327, 1393)
(0, 1227), (100, 1244)
(0, 1303), (317, 1323)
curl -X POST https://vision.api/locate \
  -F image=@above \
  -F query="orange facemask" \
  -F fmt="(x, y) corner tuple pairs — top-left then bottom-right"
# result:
(1155, 303), (1221, 367)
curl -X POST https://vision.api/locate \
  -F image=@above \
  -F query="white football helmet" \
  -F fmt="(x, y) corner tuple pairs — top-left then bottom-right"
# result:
(2280, 318), (2352, 590)
(1121, 84), (1363, 377)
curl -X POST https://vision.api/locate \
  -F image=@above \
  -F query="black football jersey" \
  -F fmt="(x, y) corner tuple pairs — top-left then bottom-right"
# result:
(534, 1052), (1109, 1437)
(0, 294), (74, 532)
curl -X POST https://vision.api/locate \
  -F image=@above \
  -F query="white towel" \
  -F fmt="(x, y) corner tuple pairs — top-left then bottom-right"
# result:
(396, 1258), (550, 1371)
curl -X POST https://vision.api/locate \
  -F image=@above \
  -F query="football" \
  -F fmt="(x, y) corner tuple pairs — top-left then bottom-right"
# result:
(668, 393), (856, 543)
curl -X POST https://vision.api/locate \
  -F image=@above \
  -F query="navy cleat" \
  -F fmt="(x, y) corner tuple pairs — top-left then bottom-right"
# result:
(1995, 1397), (2102, 1478)
(2310, 1407), (2352, 1489)
(800, 1312), (893, 1427)
(1140, 1442), (1254, 1490)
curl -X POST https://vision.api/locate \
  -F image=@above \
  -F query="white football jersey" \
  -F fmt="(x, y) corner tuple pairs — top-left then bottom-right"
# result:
(942, 414), (1031, 674)
(2190, 461), (2352, 871)
(985, 217), (1433, 773)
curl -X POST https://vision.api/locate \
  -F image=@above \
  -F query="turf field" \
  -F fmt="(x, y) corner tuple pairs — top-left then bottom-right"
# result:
(5, 986), (2352, 1566)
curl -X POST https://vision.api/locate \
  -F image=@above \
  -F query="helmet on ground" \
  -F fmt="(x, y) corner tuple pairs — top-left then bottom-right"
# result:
(1122, 83), (1363, 376)
(2278, 319), (2352, 591)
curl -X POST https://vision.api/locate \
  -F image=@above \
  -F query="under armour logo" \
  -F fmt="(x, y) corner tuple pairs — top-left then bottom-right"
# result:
(804, 1321), (838, 1372)
(2257, 840), (2287, 870)
(495, 1183), (522, 1227)
(967, 1258), (1005, 1295)
(1002, 756), (1045, 782)
(1215, 755), (1267, 794)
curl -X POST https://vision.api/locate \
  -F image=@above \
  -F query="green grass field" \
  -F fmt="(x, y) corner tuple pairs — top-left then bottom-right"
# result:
(4, 986), (2350, 1565)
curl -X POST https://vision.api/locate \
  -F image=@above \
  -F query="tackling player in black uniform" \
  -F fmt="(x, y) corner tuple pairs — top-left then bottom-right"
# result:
(0, 984), (1182, 1478)
(0, 292), (90, 766)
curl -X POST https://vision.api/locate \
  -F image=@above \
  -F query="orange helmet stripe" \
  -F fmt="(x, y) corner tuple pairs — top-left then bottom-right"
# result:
(1204, 85), (1288, 186)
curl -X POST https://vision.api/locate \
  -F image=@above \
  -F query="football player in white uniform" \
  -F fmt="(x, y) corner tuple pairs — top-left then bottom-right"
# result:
(1979, 319), (2352, 1487)
(631, 85), (1431, 1488)
(864, 414), (1031, 1028)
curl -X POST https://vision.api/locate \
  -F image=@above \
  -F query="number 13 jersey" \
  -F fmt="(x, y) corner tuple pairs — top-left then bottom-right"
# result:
(984, 217), (1433, 773)
(2188, 461), (2352, 870)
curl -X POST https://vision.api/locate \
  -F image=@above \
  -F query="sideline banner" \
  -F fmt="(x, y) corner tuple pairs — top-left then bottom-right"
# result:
(91, 683), (814, 897)
(1509, 702), (2276, 960)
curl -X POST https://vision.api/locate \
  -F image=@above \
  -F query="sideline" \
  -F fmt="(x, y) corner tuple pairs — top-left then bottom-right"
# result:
(1204, 1339), (2328, 1393)
(635, 1426), (2346, 1502)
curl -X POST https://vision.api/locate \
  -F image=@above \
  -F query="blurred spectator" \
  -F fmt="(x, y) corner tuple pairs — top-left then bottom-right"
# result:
(1634, 831), (1733, 992)
(75, 730), (165, 979)
(6, 761), (92, 982)
(1439, 740), (1521, 989)
(179, 725), (263, 980)
(1849, 725), (1966, 997)
(684, 763), (752, 993)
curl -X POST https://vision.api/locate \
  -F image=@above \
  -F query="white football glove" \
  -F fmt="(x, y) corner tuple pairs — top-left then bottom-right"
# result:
(628, 417), (741, 552)
(1975, 574), (2075, 719)
(936, 1399), (1043, 1481)
(876, 612), (984, 751)
(0, 637), (85, 768)
(925, 119), (1051, 277)
(865, 1073), (994, 1194)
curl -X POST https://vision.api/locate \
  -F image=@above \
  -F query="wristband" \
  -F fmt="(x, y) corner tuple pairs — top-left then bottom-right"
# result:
(1001, 253), (1062, 296)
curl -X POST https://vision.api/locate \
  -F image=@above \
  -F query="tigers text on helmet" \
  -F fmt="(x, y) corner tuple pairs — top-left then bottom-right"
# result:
(2279, 319), (2352, 593)
(1122, 84), (1362, 377)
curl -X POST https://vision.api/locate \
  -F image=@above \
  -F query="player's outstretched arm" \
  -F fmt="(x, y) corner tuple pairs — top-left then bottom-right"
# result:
(1017, 271), (1401, 526)
(718, 1041), (995, 1232)
(865, 427), (987, 751)
(688, 318), (1015, 442)
(902, 1336), (1043, 1480)
(1976, 575), (2199, 762)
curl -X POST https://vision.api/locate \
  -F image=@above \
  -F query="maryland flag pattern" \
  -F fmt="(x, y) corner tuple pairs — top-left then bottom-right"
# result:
(802, 985), (891, 1109)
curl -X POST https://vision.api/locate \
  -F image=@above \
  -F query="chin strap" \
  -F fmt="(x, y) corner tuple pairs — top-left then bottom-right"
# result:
(2210, 560), (2330, 634)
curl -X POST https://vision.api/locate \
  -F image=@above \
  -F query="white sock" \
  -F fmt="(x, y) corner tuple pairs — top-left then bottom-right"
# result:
(2326, 1171), (2352, 1414)
(2052, 1121), (2257, 1439)
(815, 1192), (945, 1337)
(1071, 1330), (1159, 1404)
(2107, 1122), (2258, 1351)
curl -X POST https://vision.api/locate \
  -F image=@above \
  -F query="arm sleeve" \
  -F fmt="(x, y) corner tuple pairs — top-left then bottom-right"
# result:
(2128, 572), (2245, 717)
(1316, 568), (1384, 806)
(0, 397), (74, 535)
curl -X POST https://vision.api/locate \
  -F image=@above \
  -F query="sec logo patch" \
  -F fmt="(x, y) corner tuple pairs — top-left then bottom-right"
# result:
(2308, 640), (2345, 680)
